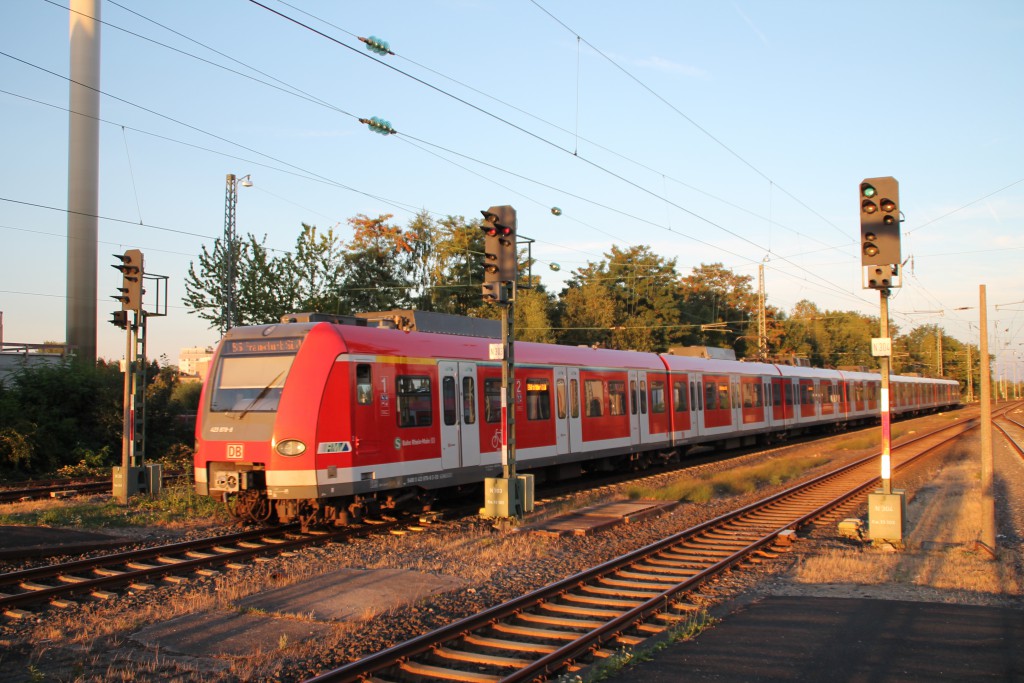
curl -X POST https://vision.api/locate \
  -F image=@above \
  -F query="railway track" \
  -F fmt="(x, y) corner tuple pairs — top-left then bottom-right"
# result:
(0, 474), (188, 504)
(0, 477), (112, 504)
(0, 418), (916, 620)
(994, 411), (1024, 461)
(306, 407), (1007, 683)
(0, 518), (424, 618)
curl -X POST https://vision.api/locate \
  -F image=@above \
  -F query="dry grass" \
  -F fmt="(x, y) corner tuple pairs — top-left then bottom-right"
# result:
(0, 479), (228, 529)
(791, 544), (1021, 597)
(790, 451), (1022, 599)
(625, 455), (832, 504)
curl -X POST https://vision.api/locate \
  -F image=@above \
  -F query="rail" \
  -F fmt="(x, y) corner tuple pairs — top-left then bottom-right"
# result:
(307, 405), (1013, 683)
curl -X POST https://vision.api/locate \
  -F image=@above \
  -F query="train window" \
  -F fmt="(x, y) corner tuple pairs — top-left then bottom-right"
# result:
(584, 380), (604, 417)
(672, 380), (688, 412)
(570, 379), (580, 418)
(742, 382), (763, 408)
(800, 383), (814, 406)
(526, 378), (551, 421)
(692, 381), (702, 411)
(630, 380), (638, 415)
(609, 381), (627, 416)
(484, 378), (501, 423)
(640, 380), (648, 414)
(556, 379), (567, 419)
(784, 383), (794, 406)
(442, 377), (457, 426)
(210, 353), (293, 413)
(356, 364), (373, 405)
(462, 377), (476, 425)
(397, 375), (432, 428)
(704, 382), (717, 411)
(651, 381), (666, 413)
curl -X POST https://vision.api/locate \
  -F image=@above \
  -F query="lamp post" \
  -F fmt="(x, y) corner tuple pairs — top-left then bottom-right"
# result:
(223, 173), (252, 333)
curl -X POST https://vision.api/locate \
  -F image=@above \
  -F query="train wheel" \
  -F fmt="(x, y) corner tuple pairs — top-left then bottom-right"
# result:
(232, 490), (275, 524)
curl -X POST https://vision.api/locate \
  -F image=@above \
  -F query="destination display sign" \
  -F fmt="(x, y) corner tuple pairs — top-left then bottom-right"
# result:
(224, 337), (303, 355)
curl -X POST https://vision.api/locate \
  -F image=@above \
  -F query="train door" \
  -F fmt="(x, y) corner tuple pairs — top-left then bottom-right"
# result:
(628, 370), (641, 446)
(554, 367), (570, 455)
(690, 375), (703, 439)
(567, 367), (583, 449)
(352, 360), (383, 461)
(438, 362), (481, 469)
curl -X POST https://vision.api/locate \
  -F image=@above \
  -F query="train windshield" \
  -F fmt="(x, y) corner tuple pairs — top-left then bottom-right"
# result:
(209, 338), (301, 413)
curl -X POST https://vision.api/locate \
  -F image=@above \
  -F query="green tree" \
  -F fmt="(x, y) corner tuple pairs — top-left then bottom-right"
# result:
(514, 287), (557, 344)
(427, 215), (485, 315)
(557, 279), (615, 348)
(183, 233), (287, 329)
(340, 214), (415, 313)
(677, 263), (758, 350)
(0, 360), (122, 476)
(234, 234), (294, 324)
(280, 224), (346, 315)
(557, 245), (680, 351)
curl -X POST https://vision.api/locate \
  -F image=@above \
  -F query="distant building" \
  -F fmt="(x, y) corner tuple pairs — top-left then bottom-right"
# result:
(179, 346), (214, 382)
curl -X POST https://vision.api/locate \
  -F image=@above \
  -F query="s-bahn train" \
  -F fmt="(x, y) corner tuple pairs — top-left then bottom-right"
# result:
(193, 313), (961, 528)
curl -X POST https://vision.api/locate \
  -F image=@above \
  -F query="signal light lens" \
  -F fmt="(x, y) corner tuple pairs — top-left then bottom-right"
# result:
(862, 200), (878, 214)
(880, 198), (896, 212)
(861, 184), (877, 198)
(864, 243), (880, 258)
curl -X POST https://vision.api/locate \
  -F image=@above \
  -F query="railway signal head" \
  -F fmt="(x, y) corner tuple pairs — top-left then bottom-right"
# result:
(112, 249), (144, 312)
(480, 205), (517, 284)
(110, 310), (129, 329)
(859, 177), (901, 289)
(481, 281), (505, 304)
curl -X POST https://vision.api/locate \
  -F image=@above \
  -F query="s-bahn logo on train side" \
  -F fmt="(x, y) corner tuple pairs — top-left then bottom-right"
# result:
(226, 443), (244, 459)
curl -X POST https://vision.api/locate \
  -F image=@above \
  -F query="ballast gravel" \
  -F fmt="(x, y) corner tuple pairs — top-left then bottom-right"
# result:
(1, 408), (1021, 683)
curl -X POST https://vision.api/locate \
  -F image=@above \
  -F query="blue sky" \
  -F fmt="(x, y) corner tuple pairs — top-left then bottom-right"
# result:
(1, 0), (1022, 380)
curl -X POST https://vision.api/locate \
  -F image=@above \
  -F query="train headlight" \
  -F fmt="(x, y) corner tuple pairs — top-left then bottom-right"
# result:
(275, 439), (307, 457)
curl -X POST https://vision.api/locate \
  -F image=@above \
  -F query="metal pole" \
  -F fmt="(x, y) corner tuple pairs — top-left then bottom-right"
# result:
(66, 0), (101, 364)
(879, 288), (892, 495)
(978, 285), (996, 556)
(757, 262), (767, 359)
(133, 311), (146, 467)
(967, 345), (974, 403)
(121, 313), (133, 471)
(223, 174), (238, 333)
(501, 285), (516, 481)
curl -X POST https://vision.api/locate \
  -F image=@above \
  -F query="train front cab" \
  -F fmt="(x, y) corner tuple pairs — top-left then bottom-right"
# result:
(194, 324), (330, 511)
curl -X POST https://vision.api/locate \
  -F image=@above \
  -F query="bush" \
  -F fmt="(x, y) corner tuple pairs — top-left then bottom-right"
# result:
(0, 359), (196, 480)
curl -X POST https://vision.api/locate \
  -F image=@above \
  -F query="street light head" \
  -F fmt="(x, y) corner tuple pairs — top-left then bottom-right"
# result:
(239, 175), (253, 188)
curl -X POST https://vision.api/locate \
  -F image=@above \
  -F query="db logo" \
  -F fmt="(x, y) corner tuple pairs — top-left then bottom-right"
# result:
(226, 443), (245, 459)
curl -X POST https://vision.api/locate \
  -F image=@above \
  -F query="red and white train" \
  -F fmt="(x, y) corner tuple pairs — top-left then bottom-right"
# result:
(193, 314), (960, 528)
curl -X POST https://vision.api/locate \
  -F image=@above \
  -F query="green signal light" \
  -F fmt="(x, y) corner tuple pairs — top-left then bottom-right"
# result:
(861, 184), (877, 198)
